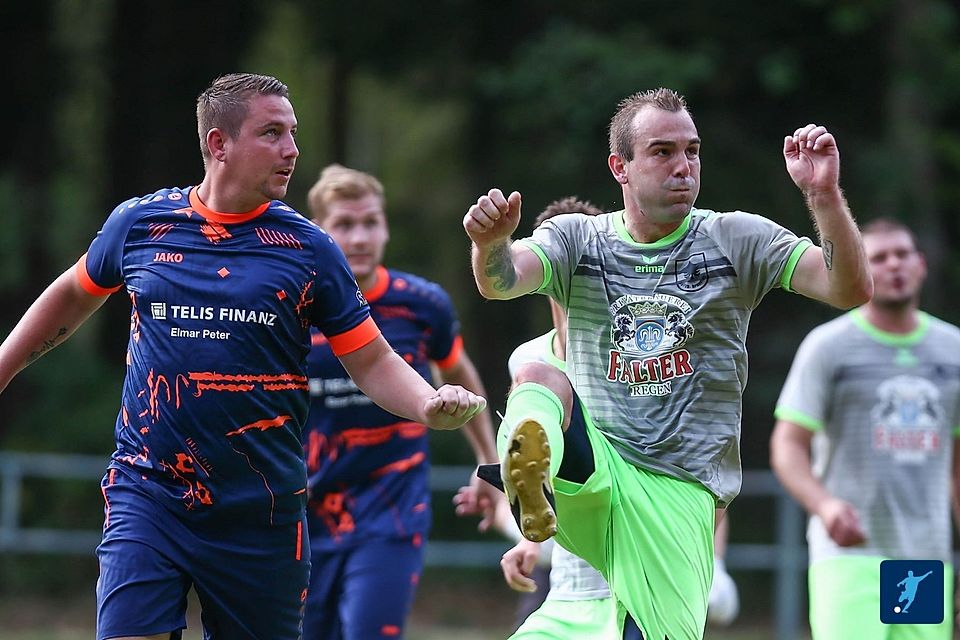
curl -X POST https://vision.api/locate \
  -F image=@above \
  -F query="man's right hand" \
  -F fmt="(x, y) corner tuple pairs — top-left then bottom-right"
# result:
(423, 384), (487, 430)
(817, 496), (867, 547)
(463, 189), (523, 247)
(500, 539), (541, 593)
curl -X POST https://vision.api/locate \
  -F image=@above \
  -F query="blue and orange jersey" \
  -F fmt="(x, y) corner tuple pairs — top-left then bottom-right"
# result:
(80, 186), (377, 526)
(303, 266), (463, 549)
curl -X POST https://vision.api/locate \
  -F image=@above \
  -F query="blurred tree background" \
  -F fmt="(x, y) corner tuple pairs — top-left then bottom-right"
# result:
(1, 0), (959, 629)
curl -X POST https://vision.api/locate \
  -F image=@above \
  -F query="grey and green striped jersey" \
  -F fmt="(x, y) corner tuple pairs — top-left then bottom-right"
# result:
(508, 330), (613, 601)
(521, 208), (811, 505)
(775, 309), (960, 563)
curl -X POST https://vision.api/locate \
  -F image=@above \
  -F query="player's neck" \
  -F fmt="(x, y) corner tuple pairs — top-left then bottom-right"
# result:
(623, 208), (684, 244)
(356, 265), (385, 294)
(860, 303), (920, 335)
(357, 272), (378, 292)
(196, 178), (268, 214)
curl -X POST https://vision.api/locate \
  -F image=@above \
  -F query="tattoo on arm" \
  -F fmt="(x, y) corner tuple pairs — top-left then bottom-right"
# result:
(822, 240), (834, 271)
(26, 327), (68, 365)
(484, 243), (518, 292)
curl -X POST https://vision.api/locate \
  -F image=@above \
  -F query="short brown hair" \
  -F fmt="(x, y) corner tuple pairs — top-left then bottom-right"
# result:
(534, 196), (604, 228)
(608, 88), (689, 161)
(307, 164), (385, 222)
(861, 217), (919, 249)
(196, 73), (290, 165)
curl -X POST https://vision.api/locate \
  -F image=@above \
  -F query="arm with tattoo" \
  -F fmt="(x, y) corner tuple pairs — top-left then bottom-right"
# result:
(463, 188), (544, 300)
(783, 124), (872, 308)
(26, 327), (69, 365)
(469, 239), (543, 301)
(821, 239), (834, 271)
(483, 242), (519, 293)
(807, 189), (868, 299)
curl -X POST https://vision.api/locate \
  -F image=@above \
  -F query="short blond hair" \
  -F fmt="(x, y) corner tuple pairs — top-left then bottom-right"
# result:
(307, 164), (385, 222)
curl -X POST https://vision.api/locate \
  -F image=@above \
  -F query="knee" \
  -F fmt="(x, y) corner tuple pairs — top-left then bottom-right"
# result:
(513, 362), (571, 399)
(514, 361), (562, 386)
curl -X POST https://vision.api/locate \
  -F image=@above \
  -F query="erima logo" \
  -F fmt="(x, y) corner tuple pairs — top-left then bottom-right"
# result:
(636, 255), (664, 273)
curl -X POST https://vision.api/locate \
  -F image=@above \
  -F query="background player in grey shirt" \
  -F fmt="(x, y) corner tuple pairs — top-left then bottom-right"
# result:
(771, 218), (960, 640)
(461, 87), (872, 639)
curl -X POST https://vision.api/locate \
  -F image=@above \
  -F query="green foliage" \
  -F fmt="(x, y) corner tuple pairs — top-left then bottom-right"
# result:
(0, 173), (29, 288)
(4, 338), (122, 455)
(3, 0), (960, 606)
(479, 21), (716, 212)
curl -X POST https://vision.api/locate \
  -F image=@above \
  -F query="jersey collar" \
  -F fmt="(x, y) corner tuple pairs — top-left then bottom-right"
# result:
(614, 210), (691, 248)
(363, 265), (390, 303)
(188, 187), (270, 224)
(849, 308), (929, 346)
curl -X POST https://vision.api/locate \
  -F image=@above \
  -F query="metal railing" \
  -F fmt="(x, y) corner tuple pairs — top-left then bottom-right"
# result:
(0, 451), (807, 638)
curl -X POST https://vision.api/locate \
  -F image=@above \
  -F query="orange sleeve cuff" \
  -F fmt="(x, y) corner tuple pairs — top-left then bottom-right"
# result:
(75, 254), (122, 296)
(328, 316), (380, 356)
(433, 335), (463, 370)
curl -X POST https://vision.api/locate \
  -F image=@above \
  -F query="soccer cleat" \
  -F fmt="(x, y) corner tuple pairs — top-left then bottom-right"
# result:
(476, 463), (504, 492)
(501, 419), (557, 543)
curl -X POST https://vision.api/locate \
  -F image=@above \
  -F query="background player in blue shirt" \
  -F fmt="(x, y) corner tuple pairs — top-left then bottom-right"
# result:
(302, 164), (498, 639)
(0, 73), (485, 640)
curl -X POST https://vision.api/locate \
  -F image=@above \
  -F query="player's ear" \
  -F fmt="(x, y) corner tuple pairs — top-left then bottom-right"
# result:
(206, 128), (228, 163)
(608, 153), (628, 184)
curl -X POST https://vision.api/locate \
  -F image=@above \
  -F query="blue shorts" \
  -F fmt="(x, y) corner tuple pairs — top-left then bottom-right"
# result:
(303, 535), (424, 639)
(96, 468), (310, 640)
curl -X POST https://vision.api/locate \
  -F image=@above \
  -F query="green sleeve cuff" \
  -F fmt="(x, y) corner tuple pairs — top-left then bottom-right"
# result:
(781, 239), (813, 292)
(516, 239), (552, 293)
(952, 425), (960, 438)
(774, 406), (823, 431)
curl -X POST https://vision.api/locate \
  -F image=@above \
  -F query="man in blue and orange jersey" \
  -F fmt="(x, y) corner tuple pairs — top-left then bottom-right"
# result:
(301, 164), (498, 640)
(0, 73), (485, 640)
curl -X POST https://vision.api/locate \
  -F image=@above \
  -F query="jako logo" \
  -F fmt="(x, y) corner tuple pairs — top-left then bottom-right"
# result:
(154, 252), (184, 263)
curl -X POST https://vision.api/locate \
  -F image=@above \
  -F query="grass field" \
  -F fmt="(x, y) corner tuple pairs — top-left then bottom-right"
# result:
(0, 627), (780, 640)
(0, 569), (794, 639)
(0, 588), (788, 640)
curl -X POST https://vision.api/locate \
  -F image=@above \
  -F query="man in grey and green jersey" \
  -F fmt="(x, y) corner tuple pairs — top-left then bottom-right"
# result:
(462, 87), (872, 640)
(772, 218), (960, 640)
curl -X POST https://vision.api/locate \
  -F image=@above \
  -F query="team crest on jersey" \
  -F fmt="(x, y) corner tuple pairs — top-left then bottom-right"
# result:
(607, 294), (695, 397)
(674, 252), (709, 291)
(871, 375), (943, 462)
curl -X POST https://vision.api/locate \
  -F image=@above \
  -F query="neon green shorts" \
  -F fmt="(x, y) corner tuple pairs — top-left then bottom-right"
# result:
(550, 402), (716, 640)
(509, 596), (625, 639)
(809, 556), (954, 640)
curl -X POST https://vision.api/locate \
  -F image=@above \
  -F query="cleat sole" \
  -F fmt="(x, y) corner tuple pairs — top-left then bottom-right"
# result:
(502, 420), (556, 542)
